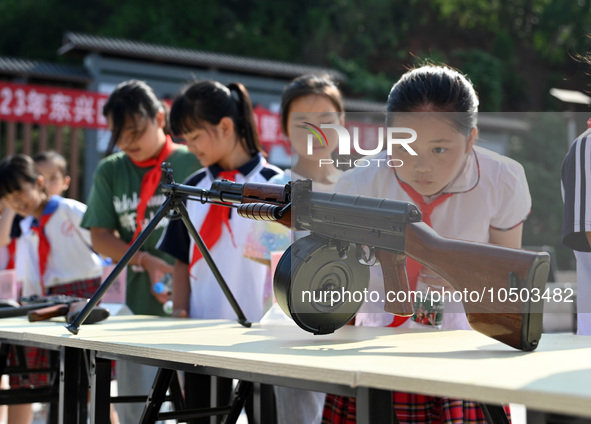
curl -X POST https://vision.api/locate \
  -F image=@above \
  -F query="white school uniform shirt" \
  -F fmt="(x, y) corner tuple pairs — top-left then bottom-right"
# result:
(158, 154), (282, 321)
(0, 246), (8, 270)
(561, 127), (591, 334)
(264, 168), (343, 424)
(16, 196), (104, 296)
(335, 146), (531, 329)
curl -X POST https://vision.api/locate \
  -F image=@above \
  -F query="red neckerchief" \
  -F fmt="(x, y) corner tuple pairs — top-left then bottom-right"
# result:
(129, 135), (174, 243)
(189, 170), (239, 275)
(6, 238), (16, 270)
(31, 213), (53, 295)
(389, 177), (453, 327)
(588, 117), (591, 128)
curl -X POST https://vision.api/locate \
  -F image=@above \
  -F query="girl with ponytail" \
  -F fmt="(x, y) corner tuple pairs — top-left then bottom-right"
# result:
(323, 65), (529, 424)
(158, 81), (282, 422)
(160, 80), (282, 321)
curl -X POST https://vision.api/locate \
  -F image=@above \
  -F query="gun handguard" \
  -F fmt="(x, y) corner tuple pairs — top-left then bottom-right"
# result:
(210, 180), (292, 227)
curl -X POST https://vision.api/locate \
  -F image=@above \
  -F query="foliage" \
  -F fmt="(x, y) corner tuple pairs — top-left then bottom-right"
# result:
(2, 0), (591, 269)
(451, 50), (505, 111)
(327, 54), (394, 100)
(509, 113), (572, 269)
(2, 0), (591, 107)
(431, 0), (591, 66)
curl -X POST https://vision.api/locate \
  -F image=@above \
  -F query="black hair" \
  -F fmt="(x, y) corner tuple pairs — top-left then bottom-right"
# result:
(0, 154), (41, 198)
(102, 80), (169, 155)
(386, 65), (479, 135)
(280, 74), (344, 134)
(33, 150), (69, 176)
(170, 80), (263, 156)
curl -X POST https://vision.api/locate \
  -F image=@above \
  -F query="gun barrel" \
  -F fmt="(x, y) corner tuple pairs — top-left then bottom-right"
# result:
(236, 203), (285, 221)
(0, 302), (58, 318)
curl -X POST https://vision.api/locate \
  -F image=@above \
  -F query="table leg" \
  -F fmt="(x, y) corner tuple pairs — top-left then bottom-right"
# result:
(356, 387), (396, 424)
(89, 351), (111, 424)
(139, 368), (175, 424)
(224, 380), (252, 424)
(480, 403), (511, 424)
(251, 383), (276, 424)
(169, 371), (186, 413)
(59, 347), (88, 424)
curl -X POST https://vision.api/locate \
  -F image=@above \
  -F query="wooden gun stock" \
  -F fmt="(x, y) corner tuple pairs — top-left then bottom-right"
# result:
(399, 221), (549, 351)
(27, 303), (110, 324)
(28, 304), (70, 322)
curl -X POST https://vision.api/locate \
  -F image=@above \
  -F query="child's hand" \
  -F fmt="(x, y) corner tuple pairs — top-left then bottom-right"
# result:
(172, 308), (188, 318)
(0, 199), (15, 216)
(141, 253), (174, 304)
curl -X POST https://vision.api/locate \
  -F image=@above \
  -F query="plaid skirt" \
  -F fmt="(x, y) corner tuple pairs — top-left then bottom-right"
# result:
(322, 392), (511, 424)
(47, 276), (102, 298)
(7, 276), (101, 389)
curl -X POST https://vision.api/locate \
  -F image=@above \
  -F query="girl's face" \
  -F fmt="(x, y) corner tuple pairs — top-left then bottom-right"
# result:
(108, 111), (166, 162)
(286, 94), (342, 161)
(181, 117), (238, 168)
(392, 114), (475, 197)
(35, 161), (70, 197)
(3, 177), (46, 218)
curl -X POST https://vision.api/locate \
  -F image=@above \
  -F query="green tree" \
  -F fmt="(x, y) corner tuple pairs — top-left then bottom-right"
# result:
(510, 113), (572, 269)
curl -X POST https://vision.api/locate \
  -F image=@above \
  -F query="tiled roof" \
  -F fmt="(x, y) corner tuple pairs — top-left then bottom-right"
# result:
(59, 32), (346, 82)
(0, 56), (91, 84)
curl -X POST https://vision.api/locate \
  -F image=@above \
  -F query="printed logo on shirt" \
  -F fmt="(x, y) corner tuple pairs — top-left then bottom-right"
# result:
(113, 192), (168, 233)
(60, 220), (75, 237)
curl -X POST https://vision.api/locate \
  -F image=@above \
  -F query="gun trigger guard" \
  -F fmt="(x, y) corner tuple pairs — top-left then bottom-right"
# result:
(356, 245), (376, 266)
(336, 242), (349, 259)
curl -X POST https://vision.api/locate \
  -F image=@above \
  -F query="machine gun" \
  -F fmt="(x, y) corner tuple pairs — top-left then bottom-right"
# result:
(67, 164), (549, 351)
(0, 295), (110, 324)
(205, 178), (550, 351)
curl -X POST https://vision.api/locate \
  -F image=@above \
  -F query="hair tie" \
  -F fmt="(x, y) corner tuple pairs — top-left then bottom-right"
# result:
(214, 81), (232, 97)
(227, 85), (240, 104)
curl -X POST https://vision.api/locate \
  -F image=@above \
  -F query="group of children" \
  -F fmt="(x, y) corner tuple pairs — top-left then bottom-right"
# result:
(0, 63), (540, 424)
(0, 150), (97, 424)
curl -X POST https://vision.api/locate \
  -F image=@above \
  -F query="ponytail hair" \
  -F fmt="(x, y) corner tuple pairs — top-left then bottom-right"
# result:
(386, 65), (479, 135)
(170, 80), (263, 156)
(102, 80), (168, 155)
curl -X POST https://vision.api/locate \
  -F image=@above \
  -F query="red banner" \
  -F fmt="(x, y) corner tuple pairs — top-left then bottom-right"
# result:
(0, 82), (109, 129)
(253, 105), (291, 154)
(0, 83), (290, 152)
(1, 82), (385, 155)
